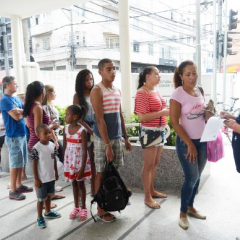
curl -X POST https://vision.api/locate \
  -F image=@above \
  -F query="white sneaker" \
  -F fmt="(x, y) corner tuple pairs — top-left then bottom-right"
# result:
(55, 185), (63, 192)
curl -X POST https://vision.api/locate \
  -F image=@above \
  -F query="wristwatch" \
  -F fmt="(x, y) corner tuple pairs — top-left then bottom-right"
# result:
(122, 134), (129, 139)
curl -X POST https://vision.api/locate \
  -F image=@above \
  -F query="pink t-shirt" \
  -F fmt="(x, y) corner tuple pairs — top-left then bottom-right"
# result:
(170, 86), (205, 139)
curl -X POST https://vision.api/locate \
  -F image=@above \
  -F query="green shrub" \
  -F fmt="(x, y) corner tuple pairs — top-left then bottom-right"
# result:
(125, 114), (176, 146)
(165, 116), (176, 146)
(55, 106), (67, 135)
(125, 114), (140, 137)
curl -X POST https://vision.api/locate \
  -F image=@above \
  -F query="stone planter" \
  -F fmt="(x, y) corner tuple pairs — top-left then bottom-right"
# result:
(119, 145), (210, 191)
(1, 141), (210, 191)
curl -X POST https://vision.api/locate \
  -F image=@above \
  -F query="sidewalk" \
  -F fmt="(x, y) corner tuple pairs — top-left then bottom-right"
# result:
(0, 136), (239, 240)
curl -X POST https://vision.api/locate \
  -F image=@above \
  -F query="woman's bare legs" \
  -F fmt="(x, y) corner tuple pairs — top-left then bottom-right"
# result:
(150, 146), (167, 198)
(142, 146), (160, 208)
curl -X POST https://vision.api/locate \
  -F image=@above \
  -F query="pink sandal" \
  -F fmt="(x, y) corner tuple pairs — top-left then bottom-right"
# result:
(69, 207), (80, 219)
(79, 208), (88, 221)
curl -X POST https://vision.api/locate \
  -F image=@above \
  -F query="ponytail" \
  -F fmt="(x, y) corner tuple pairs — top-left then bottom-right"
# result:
(173, 60), (196, 89)
(173, 67), (182, 88)
(137, 72), (145, 89)
(137, 66), (155, 89)
(23, 81), (45, 117)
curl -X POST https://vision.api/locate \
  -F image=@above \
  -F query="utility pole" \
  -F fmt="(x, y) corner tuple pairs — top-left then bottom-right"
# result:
(196, 0), (201, 85)
(22, 18), (30, 62)
(217, 0), (223, 72)
(70, 7), (76, 70)
(222, 0), (228, 103)
(211, 0), (217, 104)
(0, 17), (10, 76)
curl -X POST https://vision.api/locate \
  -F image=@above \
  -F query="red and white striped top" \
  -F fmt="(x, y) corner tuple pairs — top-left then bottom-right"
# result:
(98, 83), (121, 114)
(134, 91), (167, 127)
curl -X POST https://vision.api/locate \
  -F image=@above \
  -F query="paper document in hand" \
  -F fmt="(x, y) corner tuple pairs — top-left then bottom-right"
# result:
(200, 116), (226, 142)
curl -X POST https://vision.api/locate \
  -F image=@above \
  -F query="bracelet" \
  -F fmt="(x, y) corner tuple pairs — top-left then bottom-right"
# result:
(122, 134), (129, 139)
(233, 123), (238, 132)
(104, 142), (111, 148)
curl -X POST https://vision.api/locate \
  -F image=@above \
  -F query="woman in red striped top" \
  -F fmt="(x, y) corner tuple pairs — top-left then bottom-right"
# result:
(134, 66), (169, 209)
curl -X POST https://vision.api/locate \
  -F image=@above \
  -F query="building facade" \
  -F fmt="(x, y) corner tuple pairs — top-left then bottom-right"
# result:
(29, 0), (213, 74)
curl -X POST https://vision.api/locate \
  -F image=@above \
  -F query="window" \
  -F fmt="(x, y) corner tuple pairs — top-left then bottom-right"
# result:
(82, 3), (86, 17)
(82, 32), (86, 46)
(75, 65), (87, 69)
(92, 65), (98, 69)
(40, 67), (53, 71)
(106, 38), (114, 49)
(35, 17), (39, 25)
(133, 41), (140, 53)
(148, 44), (153, 55)
(148, 22), (153, 32)
(56, 65), (66, 70)
(43, 38), (50, 50)
(133, 18), (139, 28)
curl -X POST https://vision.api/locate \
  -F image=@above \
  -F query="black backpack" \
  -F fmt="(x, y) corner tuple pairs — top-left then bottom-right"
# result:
(91, 162), (129, 221)
(232, 115), (240, 173)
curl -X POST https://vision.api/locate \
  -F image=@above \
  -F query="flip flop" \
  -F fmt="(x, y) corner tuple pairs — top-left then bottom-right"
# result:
(96, 212), (116, 223)
(152, 192), (167, 198)
(79, 208), (88, 221)
(145, 201), (161, 209)
(51, 194), (65, 200)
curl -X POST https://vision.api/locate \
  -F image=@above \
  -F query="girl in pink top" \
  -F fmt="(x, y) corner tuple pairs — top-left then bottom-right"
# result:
(170, 60), (207, 230)
(134, 66), (169, 209)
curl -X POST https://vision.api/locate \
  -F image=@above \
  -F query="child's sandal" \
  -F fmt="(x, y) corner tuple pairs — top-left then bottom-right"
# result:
(69, 207), (80, 219)
(79, 208), (88, 221)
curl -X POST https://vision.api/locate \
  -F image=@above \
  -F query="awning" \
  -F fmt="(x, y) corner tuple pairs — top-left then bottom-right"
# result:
(225, 64), (240, 73)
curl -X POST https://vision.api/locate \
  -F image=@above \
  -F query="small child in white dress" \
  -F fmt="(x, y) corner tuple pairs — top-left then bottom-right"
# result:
(63, 105), (91, 221)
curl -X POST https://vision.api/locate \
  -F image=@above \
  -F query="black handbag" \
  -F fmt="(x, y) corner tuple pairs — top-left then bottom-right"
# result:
(139, 124), (164, 149)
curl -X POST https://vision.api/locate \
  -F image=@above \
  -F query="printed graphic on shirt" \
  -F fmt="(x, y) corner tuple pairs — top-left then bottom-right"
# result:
(186, 102), (205, 120)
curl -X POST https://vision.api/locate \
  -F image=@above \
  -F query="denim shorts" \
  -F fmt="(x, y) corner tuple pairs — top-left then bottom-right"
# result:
(37, 180), (55, 202)
(140, 126), (166, 148)
(5, 136), (28, 169)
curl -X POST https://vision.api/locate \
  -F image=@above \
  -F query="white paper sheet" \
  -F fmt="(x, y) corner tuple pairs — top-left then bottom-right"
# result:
(200, 116), (226, 142)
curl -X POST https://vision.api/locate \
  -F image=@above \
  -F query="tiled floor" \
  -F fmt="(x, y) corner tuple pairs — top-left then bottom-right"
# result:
(0, 137), (239, 240)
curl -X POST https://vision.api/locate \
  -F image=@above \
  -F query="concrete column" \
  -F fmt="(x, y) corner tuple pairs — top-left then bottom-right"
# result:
(10, 15), (26, 93)
(118, 0), (132, 118)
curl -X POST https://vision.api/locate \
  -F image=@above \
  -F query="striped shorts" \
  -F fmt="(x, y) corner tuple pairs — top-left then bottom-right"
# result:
(94, 136), (123, 172)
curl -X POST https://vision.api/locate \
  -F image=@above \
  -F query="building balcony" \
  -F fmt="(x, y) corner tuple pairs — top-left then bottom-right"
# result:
(31, 23), (53, 37)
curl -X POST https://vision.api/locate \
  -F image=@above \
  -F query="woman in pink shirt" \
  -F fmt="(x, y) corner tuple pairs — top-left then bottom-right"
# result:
(135, 66), (169, 209)
(170, 60), (207, 230)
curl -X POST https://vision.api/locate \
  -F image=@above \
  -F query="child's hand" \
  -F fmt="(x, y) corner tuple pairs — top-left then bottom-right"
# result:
(54, 141), (59, 149)
(35, 179), (42, 188)
(55, 172), (59, 181)
(77, 168), (84, 180)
